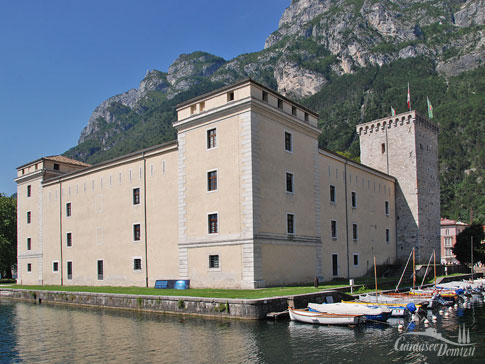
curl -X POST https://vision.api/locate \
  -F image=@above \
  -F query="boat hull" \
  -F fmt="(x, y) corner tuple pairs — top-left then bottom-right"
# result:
(288, 308), (364, 326)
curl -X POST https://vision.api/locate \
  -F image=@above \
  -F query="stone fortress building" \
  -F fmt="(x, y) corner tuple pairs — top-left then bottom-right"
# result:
(15, 79), (440, 288)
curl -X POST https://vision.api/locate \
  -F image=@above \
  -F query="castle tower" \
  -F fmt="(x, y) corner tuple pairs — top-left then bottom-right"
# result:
(357, 111), (440, 263)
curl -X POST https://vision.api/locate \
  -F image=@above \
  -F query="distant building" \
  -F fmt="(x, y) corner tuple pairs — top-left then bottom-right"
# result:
(440, 218), (469, 265)
(15, 79), (439, 288)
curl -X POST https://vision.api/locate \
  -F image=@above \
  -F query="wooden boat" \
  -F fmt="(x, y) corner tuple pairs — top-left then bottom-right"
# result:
(308, 302), (392, 322)
(342, 300), (409, 317)
(288, 307), (365, 325)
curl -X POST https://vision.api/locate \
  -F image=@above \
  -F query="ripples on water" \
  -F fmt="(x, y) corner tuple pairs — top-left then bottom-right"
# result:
(1, 297), (484, 364)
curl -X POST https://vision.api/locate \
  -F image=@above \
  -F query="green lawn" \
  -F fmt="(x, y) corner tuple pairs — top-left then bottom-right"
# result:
(6, 284), (348, 299)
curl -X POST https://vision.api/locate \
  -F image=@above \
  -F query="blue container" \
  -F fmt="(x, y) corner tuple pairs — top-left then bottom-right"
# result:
(174, 280), (190, 290)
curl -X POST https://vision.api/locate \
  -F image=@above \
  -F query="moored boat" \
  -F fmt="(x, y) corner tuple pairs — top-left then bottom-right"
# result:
(308, 302), (392, 322)
(288, 307), (365, 326)
(342, 300), (409, 317)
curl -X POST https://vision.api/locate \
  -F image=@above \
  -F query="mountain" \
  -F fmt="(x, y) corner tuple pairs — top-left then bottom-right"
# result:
(64, 0), (485, 222)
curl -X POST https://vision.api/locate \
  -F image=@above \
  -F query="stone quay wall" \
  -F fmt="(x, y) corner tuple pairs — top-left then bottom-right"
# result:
(0, 288), (353, 320)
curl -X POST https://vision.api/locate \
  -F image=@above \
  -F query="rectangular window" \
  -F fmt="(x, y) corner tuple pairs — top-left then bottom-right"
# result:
(27, 211), (31, 224)
(209, 255), (220, 269)
(386, 228), (390, 243)
(27, 238), (31, 251)
(207, 128), (216, 149)
(287, 213), (295, 234)
(133, 224), (141, 241)
(304, 112), (309, 122)
(353, 254), (359, 266)
(208, 213), (218, 234)
(27, 185), (31, 197)
(208, 170), (217, 191)
(284, 132), (292, 152)
(286, 172), (294, 193)
(67, 261), (72, 280)
(53, 163), (60, 171)
(27, 263), (32, 272)
(381, 143), (386, 154)
(291, 105), (297, 116)
(353, 224), (358, 240)
(133, 188), (140, 205)
(385, 201), (390, 216)
(66, 202), (71, 217)
(227, 91), (234, 102)
(53, 261), (59, 272)
(351, 192), (357, 208)
(97, 260), (104, 280)
(133, 258), (142, 271)
(262, 90), (268, 102)
(190, 104), (196, 115)
(331, 220), (337, 239)
(332, 254), (338, 276)
(66, 232), (72, 247)
(199, 101), (205, 112)
(277, 98), (283, 109)
(330, 185), (336, 203)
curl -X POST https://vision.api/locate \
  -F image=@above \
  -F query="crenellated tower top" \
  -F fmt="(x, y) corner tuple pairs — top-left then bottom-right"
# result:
(356, 110), (439, 136)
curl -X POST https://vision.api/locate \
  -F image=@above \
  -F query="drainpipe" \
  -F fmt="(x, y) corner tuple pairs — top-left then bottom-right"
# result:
(59, 180), (64, 286)
(143, 152), (149, 288)
(344, 161), (350, 279)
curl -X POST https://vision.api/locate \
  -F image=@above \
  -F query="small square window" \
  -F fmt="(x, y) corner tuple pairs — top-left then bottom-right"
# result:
(331, 220), (337, 239)
(351, 192), (357, 208)
(286, 172), (294, 193)
(207, 128), (216, 149)
(133, 258), (142, 271)
(284, 132), (292, 152)
(353, 254), (359, 266)
(66, 203), (72, 217)
(27, 185), (31, 197)
(277, 99), (283, 109)
(291, 106), (297, 116)
(209, 255), (219, 269)
(262, 90), (268, 102)
(53, 261), (59, 272)
(27, 211), (31, 224)
(67, 261), (72, 280)
(385, 201), (390, 216)
(227, 91), (234, 102)
(352, 224), (358, 240)
(330, 185), (336, 203)
(66, 232), (72, 247)
(133, 188), (140, 205)
(208, 213), (218, 234)
(53, 163), (60, 171)
(27, 263), (32, 272)
(133, 224), (141, 241)
(97, 260), (104, 280)
(208, 171), (217, 192)
(287, 214), (295, 234)
(27, 238), (31, 251)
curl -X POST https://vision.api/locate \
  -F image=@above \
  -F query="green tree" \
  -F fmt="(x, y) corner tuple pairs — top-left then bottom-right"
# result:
(452, 223), (485, 265)
(0, 194), (17, 278)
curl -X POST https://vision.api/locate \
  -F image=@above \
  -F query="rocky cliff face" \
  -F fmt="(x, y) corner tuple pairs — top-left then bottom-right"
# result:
(76, 0), (485, 148)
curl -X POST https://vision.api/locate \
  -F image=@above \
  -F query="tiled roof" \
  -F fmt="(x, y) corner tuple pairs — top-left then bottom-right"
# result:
(44, 155), (91, 167)
(440, 218), (468, 226)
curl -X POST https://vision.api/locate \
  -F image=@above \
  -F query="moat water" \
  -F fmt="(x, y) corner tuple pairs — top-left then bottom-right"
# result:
(1, 296), (485, 363)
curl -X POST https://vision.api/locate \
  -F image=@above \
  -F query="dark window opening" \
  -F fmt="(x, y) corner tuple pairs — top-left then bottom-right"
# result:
(330, 185), (336, 203)
(97, 260), (104, 280)
(208, 213), (218, 234)
(66, 232), (72, 247)
(133, 188), (140, 205)
(134, 258), (142, 270)
(277, 99), (283, 109)
(207, 128), (216, 149)
(291, 106), (297, 116)
(53, 163), (60, 171)
(353, 224), (358, 240)
(351, 192), (357, 208)
(208, 171), (217, 191)
(353, 254), (359, 266)
(27, 185), (31, 197)
(53, 262), (58, 272)
(285, 132), (292, 152)
(133, 224), (141, 241)
(287, 214), (295, 234)
(332, 254), (338, 276)
(209, 255), (219, 269)
(227, 91), (234, 102)
(27, 238), (31, 251)
(262, 90), (268, 102)
(27, 263), (32, 272)
(66, 203), (72, 217)
(331, 220), (337, 238)
(67, 261), (72, 280)
(381, 143), (386, 154)
(286, 173), (294, 193)
(27, 211), (31, 224)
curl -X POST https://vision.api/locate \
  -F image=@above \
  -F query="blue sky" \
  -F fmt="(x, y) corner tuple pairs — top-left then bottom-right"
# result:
(0, 0), (289, 196)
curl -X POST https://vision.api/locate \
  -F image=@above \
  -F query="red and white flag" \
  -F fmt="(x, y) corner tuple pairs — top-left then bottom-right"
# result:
(407, 83), (411, 111)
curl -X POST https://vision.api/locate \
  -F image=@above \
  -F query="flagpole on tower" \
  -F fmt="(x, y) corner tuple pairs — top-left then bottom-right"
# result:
(407, 83), (411, 111)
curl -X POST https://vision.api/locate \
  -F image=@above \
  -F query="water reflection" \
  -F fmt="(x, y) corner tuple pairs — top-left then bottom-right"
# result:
(1, 297), (484, 364)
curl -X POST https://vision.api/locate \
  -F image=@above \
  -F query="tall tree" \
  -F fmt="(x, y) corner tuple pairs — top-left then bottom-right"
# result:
(452, 223), (485, 265)
(0, 194), (17, 279)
